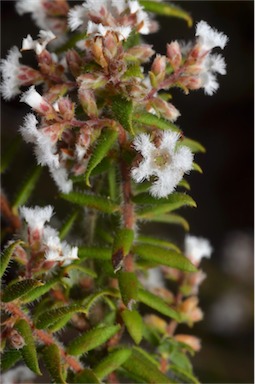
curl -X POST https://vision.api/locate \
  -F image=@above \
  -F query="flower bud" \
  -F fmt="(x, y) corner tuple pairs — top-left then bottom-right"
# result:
(144, 314), (167, 333)
(89, 37), (108, 68)
(125, 44), (155, 63)
(17, 66), (42, 86)
(77, 73), (107, 90)
(179, 296), (204, 325)
(151, 54), (166, 84)
(58, 97), (75, 121)
(148, 97), (180, 122)
(66, 49), (82, 77)
(174, 334), (201, 352)
(167, 41), (182, 71)
(78, 87), (98, 118)
(20, 86), (57, 119)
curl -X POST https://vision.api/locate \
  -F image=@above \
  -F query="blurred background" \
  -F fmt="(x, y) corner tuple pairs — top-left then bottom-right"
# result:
(1, 1), (254, 383)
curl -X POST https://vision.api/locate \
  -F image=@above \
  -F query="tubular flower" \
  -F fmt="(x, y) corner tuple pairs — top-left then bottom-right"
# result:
(185, 235), (213, 265)
(131, 131), (193, 198)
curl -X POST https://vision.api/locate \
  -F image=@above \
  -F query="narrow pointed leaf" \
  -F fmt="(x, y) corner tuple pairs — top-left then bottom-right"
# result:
(118, 271), (138, 307)
(133, 111), (179, 131)
(63, 263), (97, 278)
(122, 348), (172, 383)
(78, 246), (111, 260)
(83, 289), (119, 315)
(15, 319), (41, 375)
(122, 309), (143, 344)
(193, 162), (203, 173)
(139, 1), (192, 27)
(48, 314), (73, 333)
(112, 228), (134, 272)
(1, 350), (22, 371)
(72, 369), (100, 383)
(137, 236), (180, 252)
(133, 244), (196, 272)
(0, 240), (24, 279)
(112, 96), (134, 134)
(12, 166), (42, 214)
(178, 179), (191, 190)
(141, 213), (190, 231)
(171, 365), (199, 384)
(59, 210), (79, 240)
(85, 129), (118, 187)
(61, 192), (119, 214)
(108, 164), (117, 201)
(42, 344), (66, 384)
(36, 304), (88, 329)
(94, 348), (132, 379)
(182, 138), (206, 153)
(67, 324), (121, 356)
(2, 279), (43, 302)
(138, 289), (180, 321)
(21, 277), (60, 303)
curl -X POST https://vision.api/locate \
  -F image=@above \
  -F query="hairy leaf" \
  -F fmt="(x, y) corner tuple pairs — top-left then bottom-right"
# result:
(112, 228), (134, 272)
(12, 166), (42, 214)
(67, 324), (121, 356)
(35, 304), (87, 329)
(118, 271), (138, 307)
(72, 369), (100, 383)
(2, 279), (43, 302)
(112, 96), (134, 134)
(136, 235), (180, 252)
(83, 289), (119, 315)
(133, 111), (180, 131)
(61, 192), (119, 214)
(85, 129), (118, 187)
(42, 344), (66, 384)
(122, 309), (143, 344)
(133, 244), (196, 272)
(182, 138), (206, 153)
(138, 289), (180, 321)
(139, 1), (192, 27)
(0, 240), (24, 279)
(78, 246), (111, 260)
(1, 349), (22, 371)
(93, 348), (132, 379)
(21, 277), (60, 303)
(193, 162), (203, 173)
(122, 348), (172, 383)
(15, 319), (41, 375)
(63, 263), (97, 278)
(178, 179), (191, 190)
(140, 213), (190, 231)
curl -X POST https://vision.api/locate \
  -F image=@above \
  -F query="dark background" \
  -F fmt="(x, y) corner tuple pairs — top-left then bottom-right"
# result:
(1, 1), (254, 383)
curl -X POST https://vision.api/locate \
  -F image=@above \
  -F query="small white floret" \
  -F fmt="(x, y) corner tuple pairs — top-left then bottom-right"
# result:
(49, 165), (73, 193)
(0, 46), (22, 100)
(20, 205), (54, 231)
(185, 235), (213, 265)
(20, 85), (44, 110)
(68, 4), (87, 31)
(200, 71), (219, 95)
(19, 113), (40, 143)
(196, 20), (228, 51)
(22, 30), (56, 55)
(206, 53), (227, 75)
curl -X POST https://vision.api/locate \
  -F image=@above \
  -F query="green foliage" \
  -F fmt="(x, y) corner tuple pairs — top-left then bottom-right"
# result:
(85, 129), (118, 186)
(0, 240), (24, 279)
(1, 350), (22, 371)
(15, 319), (41, 375)
(42, 344), (67, 384)
(78, 246), (111, 260)
(2, 279), (44, 302)
(139, 1), (193, 27)
(112, 96), (134, 134)
(61, 191), (119, 213)
(138, 289), (180, 321)
(94, 348), (131, 379)
(121, 309), (143, 344)
(112, 228), (134, 271)
(72, 369), (100, 383)
(118, 271), (138, 307)
(35, 304), (88, 329)
(21, 277), (60, 303)
(133, 111), (180, 132)
(67, 324), (121, 356)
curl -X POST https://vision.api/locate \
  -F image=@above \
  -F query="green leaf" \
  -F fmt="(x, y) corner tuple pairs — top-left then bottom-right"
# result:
(1, 349), (22, 371)
(61, 192), (119, 214)
(1, 137), (22, 173)
(59, 210), (79, 240)
(0, 240), (24, 279)
(48, 314), (73, 333)
(122, 309), (143, 344)
(133, 244), (196, 272)
(94, 348), (132, 379)
(136, 235), (180, 252)
(35, 304), (88, 329)
(118, 271), (138, 307)
(112, 228), (134, 272)
(135, 193), (196, 218)
(133, 111), (180, 132)
(67, 324), (121, 356)
(193, 162), (203, 173)
(123, 64), (144, 79)
(122, 348), (172, 383)
(108, 164), (117, 201)
(138, 289), (180, 321)
(123, 31), (140, 49)
(72, 369), (100, 383)
(83, 289), (119, 315)
(178, 179), (191, 190)
(85, 129), (118, 187)
(78, 246), (111, 260)
(112, 96), (134, 134)
(139, 1), (192, 27)
(170, 350), (193, 373)
(182, 138), (206, 153)
(141, 213), (190, 231)
(63, 263), (97, 278)
(171, 365), (199, 384)
(12, 166), (42, 214)
(15, 319), (41, 375)
(21, 277), (60, 303)
(42, 344), (66, 384)
(2, 279), (44, 302)
(56, 32), (87, 53)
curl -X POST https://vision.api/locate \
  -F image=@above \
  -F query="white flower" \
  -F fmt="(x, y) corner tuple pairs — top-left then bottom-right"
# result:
(198, 54), (226, 96)
(20, 205), (54, 232)
(0, 46), (22, 100)
(87, 20), (131, 40)
(49, 165), (73, 194)
(43, 226), (78, 264)
(196, 20), (228, 51)
(68, 4), (88, 31)
(185, 235), (213, 265)
(205, 53), (227, 75)
(1, 365), (35, 384)
(131, 131), (193, 198)
(200, 71), (219, 96)
(141, 267), (165, 289)
(16, 0), (49, 30)
(22, 30), (56, 55)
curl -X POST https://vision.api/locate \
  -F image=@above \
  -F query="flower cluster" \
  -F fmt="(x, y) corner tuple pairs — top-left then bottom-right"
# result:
(19, 205), (78, 270)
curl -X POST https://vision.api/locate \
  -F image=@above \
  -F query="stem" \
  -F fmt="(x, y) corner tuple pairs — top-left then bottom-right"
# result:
(2, 302), (83, 373)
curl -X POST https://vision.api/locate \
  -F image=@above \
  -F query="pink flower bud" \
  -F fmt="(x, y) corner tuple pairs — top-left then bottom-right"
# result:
(20, 86), (57, 119)
(78, 87), (98, 118)
(58, 97), (75, 121)
(180, 296), (204, 324)
(17, 66), (43, 86)
(174, 334), (201, 352)
(125, 44), (155, 63)
(77, 73), (107, 90)
(167, 41), (182, 71)
(66, 49), (82, 77)
(149, 97), (180, 122)
(151, 54), (166, 81)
